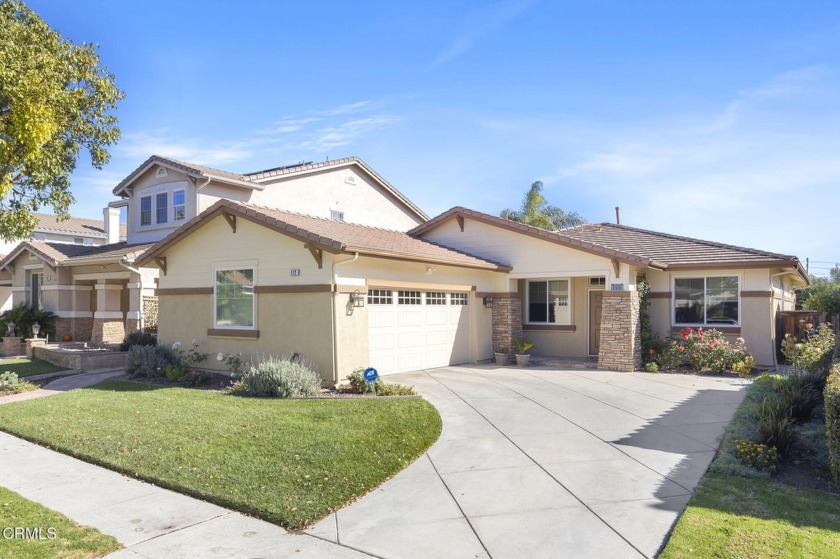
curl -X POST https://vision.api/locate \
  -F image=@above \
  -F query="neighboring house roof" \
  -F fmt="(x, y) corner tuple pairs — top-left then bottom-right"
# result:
(410, 206), (808, 281)
(32, 213), (126, 240)
(136, 199), (509, 272)
(112, 155), (429, 222)
(0, 240), (154, 270)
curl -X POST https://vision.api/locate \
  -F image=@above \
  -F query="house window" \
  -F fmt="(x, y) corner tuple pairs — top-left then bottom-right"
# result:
(450, 293), (469, 306)
(30, 272), (44, 309)
(173, 190), (186, 221)
(367, 289), (392, 305)
(398, 291), (422, 305)
(156, 192), (168, 224)
(330, 210), (345, 221)
(527, 279), (571, 324)
(140, 196), (152, 226)
(426, 292), (447, 305)
(214, 268), (254, 328)
(74, 237), (84, 245)
(674, 276), (739, 326)
(589, 277), (606, 287)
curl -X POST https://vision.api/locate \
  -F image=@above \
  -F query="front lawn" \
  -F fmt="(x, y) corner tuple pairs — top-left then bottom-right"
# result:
(661, 375), (840, 558)
(0, 381), (441, 530)
(0, 486), (121, 559)
(0, 358), (68, 378)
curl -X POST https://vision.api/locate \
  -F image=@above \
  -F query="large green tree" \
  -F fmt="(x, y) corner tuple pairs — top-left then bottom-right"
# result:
(0, 0), (123, 240)
(797, 277), (840, 315)
(500, 180), (585, 230)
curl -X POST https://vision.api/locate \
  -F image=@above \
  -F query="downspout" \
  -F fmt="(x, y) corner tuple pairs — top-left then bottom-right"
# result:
(769, 271), (791, 367)
(194, 175), (212, 215)
(120, 258), (144, 332)
(331, 253), (359, 383)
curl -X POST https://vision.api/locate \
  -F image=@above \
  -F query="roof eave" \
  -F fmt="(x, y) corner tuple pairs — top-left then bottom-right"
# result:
(347, 248), (511, 272)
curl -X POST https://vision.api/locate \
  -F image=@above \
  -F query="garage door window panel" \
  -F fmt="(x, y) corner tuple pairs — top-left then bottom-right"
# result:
(398, 291), (422, 305)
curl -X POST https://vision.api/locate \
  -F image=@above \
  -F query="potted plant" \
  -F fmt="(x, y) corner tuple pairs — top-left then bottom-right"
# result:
(513, 337), (536, 368)
(493, 348), (508, 366)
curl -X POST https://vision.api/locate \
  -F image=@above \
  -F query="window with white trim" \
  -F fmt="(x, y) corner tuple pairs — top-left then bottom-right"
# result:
(398, 291), (422, 305)
(527, 279), (571, 324)
(426, 292), (447, 305)
(214, 268), (254, 328)
(330, 210), (345, 221)
(589, 277), (606, 287)
(156, 192), (168, 224)
(173, 190), (186, 221)
(140, 196), (152, 226)
(367, 289), (392, 305)
(450, 293), (469, 306)
(674, 276), (739, 326)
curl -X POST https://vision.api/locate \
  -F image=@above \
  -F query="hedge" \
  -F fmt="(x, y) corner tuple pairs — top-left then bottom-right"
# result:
(826, 362), (840, 487)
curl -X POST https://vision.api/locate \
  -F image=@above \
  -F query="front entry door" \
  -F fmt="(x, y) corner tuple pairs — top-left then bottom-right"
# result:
(589, 291), (603, 356)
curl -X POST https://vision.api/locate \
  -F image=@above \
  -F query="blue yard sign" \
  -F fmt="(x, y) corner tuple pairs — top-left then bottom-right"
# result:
(363, 367), (379, 382)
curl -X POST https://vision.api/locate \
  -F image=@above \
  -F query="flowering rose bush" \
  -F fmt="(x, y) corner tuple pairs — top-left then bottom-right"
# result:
(648, 327), (752, 373)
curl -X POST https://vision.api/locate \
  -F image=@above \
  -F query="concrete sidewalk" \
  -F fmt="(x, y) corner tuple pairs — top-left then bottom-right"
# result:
(0, 369), (125, 405)
(0, 431), (372, 558)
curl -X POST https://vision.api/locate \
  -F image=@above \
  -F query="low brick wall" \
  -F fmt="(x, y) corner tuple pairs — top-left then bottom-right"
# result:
(1, 337), (24, 357)
(32, 345), (128, 372)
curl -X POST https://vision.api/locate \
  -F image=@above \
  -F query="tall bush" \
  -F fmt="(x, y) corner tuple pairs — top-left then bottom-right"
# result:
(126, 345), (179, 378)
(826, 363), (840, 487)
(0, 304), (57, 339)
(241, 354), (321, 398)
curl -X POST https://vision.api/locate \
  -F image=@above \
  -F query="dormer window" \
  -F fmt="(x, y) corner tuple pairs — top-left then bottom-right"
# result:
(156, 193), (168, 224)
(330, 210), (345, 221)
(173, 190), (186, 221)
(140, 196), (152, 226)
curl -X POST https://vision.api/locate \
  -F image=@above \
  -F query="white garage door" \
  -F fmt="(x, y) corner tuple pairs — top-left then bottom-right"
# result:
(367, 289), (471, 375)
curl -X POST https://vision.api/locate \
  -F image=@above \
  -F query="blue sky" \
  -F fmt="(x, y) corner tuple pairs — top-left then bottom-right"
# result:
(29, 0), (840, 276)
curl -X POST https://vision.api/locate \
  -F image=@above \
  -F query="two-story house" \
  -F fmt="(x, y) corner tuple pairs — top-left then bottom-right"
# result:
(0, 155), (427, 343)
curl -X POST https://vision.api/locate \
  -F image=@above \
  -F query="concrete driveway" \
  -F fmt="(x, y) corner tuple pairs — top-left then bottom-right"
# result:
(307, 365), (748, 559)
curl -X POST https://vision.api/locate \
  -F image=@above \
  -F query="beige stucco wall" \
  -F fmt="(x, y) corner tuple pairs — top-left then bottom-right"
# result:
(157, 292), (335, 379)
(248, 165), (423, 231)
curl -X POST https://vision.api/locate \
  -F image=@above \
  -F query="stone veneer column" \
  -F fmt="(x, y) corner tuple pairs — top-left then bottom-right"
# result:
(91, 282), (125, 345)
(597, 291), (642, 371)
(491, 295), (523, 354)
(1, 337), (24, 357)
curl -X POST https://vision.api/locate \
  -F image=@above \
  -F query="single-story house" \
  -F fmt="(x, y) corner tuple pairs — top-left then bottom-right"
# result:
(136, 199), (807, 380)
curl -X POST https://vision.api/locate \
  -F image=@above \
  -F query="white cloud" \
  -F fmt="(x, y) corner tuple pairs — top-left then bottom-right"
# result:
(117, 131), (256, 165)
(433, 0), (537, 66)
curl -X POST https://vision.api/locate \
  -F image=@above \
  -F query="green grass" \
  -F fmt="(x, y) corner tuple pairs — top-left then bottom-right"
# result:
(0, 381), (442, 530)
(0, 486), (120, 559)
(661, 375), (840, 558)
(0, 358), (68, 378)
(660, 471), (840, 559)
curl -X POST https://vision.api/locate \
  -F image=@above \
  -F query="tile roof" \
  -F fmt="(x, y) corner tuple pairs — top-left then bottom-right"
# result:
(33, 213), (126, 239)
(113, 155), (428, 221)
(136, 200), (509, 272)
(0, 240), (155, 270)
(410, 207), (806, 277)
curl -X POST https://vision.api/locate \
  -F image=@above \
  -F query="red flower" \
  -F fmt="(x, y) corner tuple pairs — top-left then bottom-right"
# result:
(649, 349), (656, 354)
(691, 354), (697, 359)
(805, 323), (814, 329)
(678, 347), (685, 353)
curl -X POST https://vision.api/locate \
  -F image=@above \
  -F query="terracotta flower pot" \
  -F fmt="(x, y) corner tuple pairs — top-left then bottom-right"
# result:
(62, 334), (72, 342)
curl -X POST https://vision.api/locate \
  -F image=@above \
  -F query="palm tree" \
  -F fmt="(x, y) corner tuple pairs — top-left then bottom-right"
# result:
(500, 181), (585, 231)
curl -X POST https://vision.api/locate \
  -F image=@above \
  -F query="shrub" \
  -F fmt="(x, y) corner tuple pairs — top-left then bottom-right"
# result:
(644, 361), (659, 373)
(0, 304), (57, 339)
(781, 323), (835, 378)
(733, 439), (781, 473)
(753, 394), (798, 459)
(346, 367), (416, 396)
(773, 374), (821, 423)
(171, 339), (210, 369)
(653, 339), (684, 370)
(126, 345), (180, 378)
(0, 371), (38, 394)
(216, 352), (248, 378)
(826, 364), (840, 487)
(119, 330), (157, 351)
(652, 328), (751, 373)
(164, 364), (186, 382)
(241, 355), (321, 398)
(732, 355), (757, 377)
(513, 337), (536, 354)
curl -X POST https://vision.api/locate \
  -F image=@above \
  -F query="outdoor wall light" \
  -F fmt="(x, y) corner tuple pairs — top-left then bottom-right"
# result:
(350, 290), (365, 308)
(31, 322), (41, 338)
(483, 296), (494, 309)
